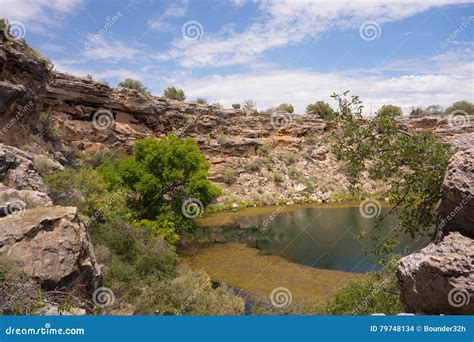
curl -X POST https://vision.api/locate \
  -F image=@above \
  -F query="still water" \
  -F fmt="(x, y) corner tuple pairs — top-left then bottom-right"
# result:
(194, 205), (430, 273)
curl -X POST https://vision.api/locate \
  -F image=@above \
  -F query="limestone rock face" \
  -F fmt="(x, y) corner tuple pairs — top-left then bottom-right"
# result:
(397, 232), (474, 314)
(437, 148), (474, 239)
(0, 206), (103, 299)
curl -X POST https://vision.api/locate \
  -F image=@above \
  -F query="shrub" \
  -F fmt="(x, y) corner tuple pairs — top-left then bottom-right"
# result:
(445, 100), (474, 116)
(242, 100), (256, 111)
(232, 103), (241, 109)
(278, 103), (294, 113)
(270, 170), (284, 184)
(377, 105), (402, 117)
(222, 167), (237, 185)
(163, 87), (186, 101)
(282, 151), (297, 166)
(118, 78), (150, 96)
(288, 167), (302, 179)
(306, 101), (335, 119)
(246, 159), (263, 173)
(424, 105), (443, 115)
(256, 144), (271, 157)
(195, 97), (207, 104)
(37, 112), (58, 141)
(217, 133), (228, 145)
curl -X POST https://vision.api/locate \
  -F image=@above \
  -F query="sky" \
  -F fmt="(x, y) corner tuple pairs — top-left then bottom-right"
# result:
(0, 0), (473, 114)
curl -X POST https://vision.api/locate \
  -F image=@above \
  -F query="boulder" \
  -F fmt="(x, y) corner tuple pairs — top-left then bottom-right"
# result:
(0, 206), (103, 300)
(397, 232), (474, 314)
(437, 148), (474, 239)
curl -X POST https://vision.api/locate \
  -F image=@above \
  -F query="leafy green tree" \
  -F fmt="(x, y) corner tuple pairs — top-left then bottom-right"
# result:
(409, 106), (426, 117)
(195, 97), (207, 104)
(278, 103), (294, 113)
(118, 78), (150, 96)
(424, 105), (443, 115)
(306, 101), (335, 119)
(330, 91), (452, 263)
(377, 105), (402, 117)
(445, 100), (474, 116)
(100, 135), (220, 229)
(232, 103), (241, 109)
(163, 87), (186, 101)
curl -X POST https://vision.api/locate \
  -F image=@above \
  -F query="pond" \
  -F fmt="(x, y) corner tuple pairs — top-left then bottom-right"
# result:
(186, 204), (430, 274)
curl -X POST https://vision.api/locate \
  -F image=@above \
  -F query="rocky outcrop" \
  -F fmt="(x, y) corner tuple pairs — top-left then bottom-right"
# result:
(0, 144), (103, 303)
(0, 206), (102, 299)
(397, 148), (474, 314)
(437, 148), (474, 239)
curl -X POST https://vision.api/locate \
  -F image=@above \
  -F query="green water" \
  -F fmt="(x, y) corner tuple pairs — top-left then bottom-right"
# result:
(192, 205), (430, 273)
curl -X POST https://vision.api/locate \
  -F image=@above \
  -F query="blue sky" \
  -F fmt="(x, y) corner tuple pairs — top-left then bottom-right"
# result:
(1, 0), (473, 113)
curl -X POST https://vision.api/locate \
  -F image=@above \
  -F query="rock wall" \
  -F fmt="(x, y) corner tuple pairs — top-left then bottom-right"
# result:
(397, 148), (474, 314)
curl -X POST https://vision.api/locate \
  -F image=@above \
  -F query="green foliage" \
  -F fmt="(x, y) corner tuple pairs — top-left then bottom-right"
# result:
(424, 104), (443, 115)
(246, 159), (263, 173)
(195, 97), (207, 104)
(232, 103), (241, 109)
(217, 133), (228, 144)
(445, 100), (474, 116)
(256, 144), (271, 157)
(221, 167), (237, 185)
(163, 87), (186, 101)
(278, 103), (294, 113)
(331, 91), (452, 261)
(306, 101), (335, 119)
(325, 258), (403, 315)
(282, 151), (297, 166)
(377, 105), (402, 117)
(270, 170), (284, 184)
(118, 78), (150, 96)
(37, 112), (59, 141)
(100, 135), (220, 227)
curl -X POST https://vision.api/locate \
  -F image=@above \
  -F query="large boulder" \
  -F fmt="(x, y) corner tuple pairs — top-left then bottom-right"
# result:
(397, 232), (474, 314)
(0, 206), (103, 300)
(437, 148), (474, 239)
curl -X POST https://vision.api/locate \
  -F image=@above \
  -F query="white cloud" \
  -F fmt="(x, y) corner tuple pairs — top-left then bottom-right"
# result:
(155, 0), (472, 68)
(0, 0), (84, 35)
(169, 51), (473, 114)
(83, 37), (141, 61)
(148, 0), (188, 30)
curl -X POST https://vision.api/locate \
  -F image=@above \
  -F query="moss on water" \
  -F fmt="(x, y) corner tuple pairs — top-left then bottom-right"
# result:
(181, 243), (366, 309)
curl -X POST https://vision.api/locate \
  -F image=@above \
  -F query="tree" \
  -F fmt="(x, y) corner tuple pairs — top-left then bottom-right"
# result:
(232, 103), (241, 109)
(409, 106), (426, 117)
(99, 135), (220, 230)
(424, 105), (443, 115)
(163, 87), (186, 101)
(377, 105), (402, 117)
(195, 97), (207, 104)
(242, 100), (256, 111)
(306, 101), (335, 119)
(278, 103), (294, 113)
(331, 91), (452, 263)
(445, 100), (474, 116)
(118, 78), (150, 96)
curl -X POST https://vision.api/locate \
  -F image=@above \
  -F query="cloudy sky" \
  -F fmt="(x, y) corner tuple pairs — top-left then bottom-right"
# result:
(1, 0), (473, 114)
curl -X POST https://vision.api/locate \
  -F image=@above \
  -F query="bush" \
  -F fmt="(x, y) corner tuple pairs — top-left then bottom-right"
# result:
(278, 103), (294, 113)
(270, 170), (284, 184)
(246, 159), (263, 173)
(306, 101), (335, 119)
(256, 144), (271, 157)
(118, 78), (150, 96)
(232, 103), (241, 109)
(37, 112), (58, 141)
(377, 105), (402, 117)
(163, 87), (186, 101)
(282, 151), (297, 166)
(195, 97), (207, 104)
(222, 167), (237, 185)
(288, 167), (302, 179)
(445, 100), (474, 116)
(242, 100), (256, 111)
(217, 133), (228, 145)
